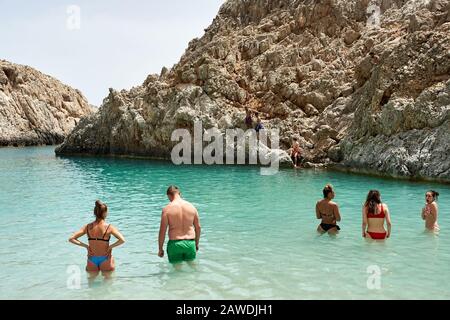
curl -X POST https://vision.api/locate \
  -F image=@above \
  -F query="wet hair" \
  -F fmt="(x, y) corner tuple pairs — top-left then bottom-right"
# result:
(94, 200), (108, 220)
(427, 190), (439, 201)
(365, 190), (381, 214)
(166, 185), (181, 196)
(323, 184), (334, 198)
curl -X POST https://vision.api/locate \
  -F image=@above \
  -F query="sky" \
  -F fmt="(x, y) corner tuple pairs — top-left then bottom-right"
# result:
(0, 0), (225, 106)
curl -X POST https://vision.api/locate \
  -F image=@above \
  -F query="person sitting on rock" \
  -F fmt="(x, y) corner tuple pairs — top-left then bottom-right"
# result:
(290, 137), (303, 168)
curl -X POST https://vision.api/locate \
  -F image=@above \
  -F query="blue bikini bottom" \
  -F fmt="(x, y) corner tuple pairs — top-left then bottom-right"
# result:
(88, 256), (108, 268)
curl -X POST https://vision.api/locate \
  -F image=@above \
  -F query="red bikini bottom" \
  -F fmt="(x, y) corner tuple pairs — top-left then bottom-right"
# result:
(367, 231), (387, 240)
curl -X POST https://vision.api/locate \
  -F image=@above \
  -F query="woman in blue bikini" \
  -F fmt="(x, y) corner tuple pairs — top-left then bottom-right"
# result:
(69, 200), (125, 276)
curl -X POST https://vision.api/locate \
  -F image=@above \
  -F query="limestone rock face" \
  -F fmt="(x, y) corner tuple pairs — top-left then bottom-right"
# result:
(0, 60), (92, 146)
(57, 0), (450, 181)
(334, 0), (450, 182)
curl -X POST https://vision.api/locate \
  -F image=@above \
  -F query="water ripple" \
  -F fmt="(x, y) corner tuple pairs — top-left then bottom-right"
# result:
(0, 146), (449, 299)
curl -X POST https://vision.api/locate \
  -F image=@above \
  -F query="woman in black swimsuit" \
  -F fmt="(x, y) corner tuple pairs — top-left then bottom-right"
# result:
(315, 184), (341, 234)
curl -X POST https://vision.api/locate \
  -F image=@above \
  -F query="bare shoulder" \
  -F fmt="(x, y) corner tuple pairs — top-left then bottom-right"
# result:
(186, 201), (199, 215)
(330, 201), (339, 207)
(162, 203), (172, 212)
(182, 199), (196, 208)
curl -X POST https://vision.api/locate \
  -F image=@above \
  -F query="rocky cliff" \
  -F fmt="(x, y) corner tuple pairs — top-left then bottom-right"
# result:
(56, 0), (450, 181)
(0, 60), (93, 146)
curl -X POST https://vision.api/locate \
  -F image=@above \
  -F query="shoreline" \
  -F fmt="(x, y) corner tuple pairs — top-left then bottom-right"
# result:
(56, 146), (450, 185)
(2, 144), (448, 185)
(328, 165), (450, 186)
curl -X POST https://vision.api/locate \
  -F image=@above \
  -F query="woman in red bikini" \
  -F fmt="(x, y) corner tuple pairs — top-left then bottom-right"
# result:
(362, 190), (392, 240)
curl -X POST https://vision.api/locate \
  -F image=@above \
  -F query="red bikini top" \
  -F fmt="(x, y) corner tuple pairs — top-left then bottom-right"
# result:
(367, 204), (385, 219)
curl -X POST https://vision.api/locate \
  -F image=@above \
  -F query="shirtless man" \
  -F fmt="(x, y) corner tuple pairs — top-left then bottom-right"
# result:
(422, 190), (440, 232)
(316, 184), (341, 235)
(158, 186), (201, 265)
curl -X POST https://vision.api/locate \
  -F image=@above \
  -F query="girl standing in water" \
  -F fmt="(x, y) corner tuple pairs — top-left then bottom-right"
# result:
(316, 184), (341, 234)
(362, 190), (392, 240)
(69, 200), (125, 277)
(422, 190), (440, 232)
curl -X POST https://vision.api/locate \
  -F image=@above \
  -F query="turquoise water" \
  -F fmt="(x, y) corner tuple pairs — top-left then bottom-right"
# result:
(0, 146), (449, 300)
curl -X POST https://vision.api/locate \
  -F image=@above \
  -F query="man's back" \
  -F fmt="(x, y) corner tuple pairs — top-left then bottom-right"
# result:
(159, 186), (202, 264)
(164, 199), (197, 240)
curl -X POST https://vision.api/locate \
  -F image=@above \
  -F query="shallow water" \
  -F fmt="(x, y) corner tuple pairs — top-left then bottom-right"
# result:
(0, 146), (449, 300)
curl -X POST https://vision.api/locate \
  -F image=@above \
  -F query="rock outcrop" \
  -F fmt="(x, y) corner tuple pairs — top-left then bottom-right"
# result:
(57, 0), (450, 181)
(0, 60), (93, 146)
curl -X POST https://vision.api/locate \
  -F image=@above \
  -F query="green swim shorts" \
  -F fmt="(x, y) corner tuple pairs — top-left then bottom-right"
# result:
(167, 240), (196, 264)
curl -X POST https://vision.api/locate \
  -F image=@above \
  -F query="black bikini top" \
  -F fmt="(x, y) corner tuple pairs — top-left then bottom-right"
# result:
(86, 223), (111, 242)
(321, 211), (334, 218)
